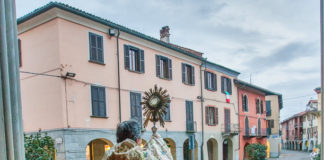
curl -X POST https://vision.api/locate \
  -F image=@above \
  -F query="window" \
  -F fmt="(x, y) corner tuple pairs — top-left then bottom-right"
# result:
(267, 119), (274, 128)
(163, 103), (171, 121)
(91, 86), (106, 117)
(130, 92), (142, 124)
(242, 94), (248, 112)
(256, 98), (260, 114)
(156, 55), (172, 80)
(124, 45), (145, 73)
(221, 77), (232, 94)
(186, 101), (194, 132)
(256, 98), (263, 114)
(18, 39), (22, 67)
(89, 32), (104, 63)
(266, 100), (271, 116)
(205, 106), (218, 125)
(204, 71), (217, 91)
(182, 63), (195, 85)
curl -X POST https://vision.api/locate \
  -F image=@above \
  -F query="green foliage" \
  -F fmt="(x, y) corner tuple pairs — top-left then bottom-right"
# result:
(314, 145), (321, 160)
(246, 143), (267, 160)
(24, 131), (55, 160)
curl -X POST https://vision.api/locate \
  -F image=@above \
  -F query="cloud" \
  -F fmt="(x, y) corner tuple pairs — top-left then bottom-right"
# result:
(16, 0), (320, 121)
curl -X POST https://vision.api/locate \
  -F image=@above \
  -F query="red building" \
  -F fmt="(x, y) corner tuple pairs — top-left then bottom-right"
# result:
(235, 80), (272, 160)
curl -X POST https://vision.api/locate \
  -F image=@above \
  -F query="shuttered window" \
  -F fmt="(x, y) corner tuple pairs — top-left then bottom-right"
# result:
(186, 101), (194, 132)
(205, 106), (218, 125)
(130, 92), (142, 125)
(256, 98), (260, 114)
(204, 71), (217, 91)
(156, 55), (172, 80)
(221, 77), (232, 94)
(91, 86), (106, 117)
(124, 45), (144, 73)
(182, 63), (195, 85)
(89, 32), (104, 64)
(242, 94), (248, 112)
(266, 100), (271, 116)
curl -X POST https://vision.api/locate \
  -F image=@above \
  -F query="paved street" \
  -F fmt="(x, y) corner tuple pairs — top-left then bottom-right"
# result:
(269, 149), (311, 160)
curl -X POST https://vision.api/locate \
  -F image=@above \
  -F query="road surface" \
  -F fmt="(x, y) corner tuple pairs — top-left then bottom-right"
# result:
(269, 149), (311, 160)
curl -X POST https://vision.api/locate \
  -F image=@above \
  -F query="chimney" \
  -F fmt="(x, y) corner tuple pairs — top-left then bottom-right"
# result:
(160, 26), (170, 43)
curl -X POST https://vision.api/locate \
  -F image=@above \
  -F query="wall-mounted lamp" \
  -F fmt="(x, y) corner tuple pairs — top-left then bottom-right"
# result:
(108, 29), (116, 36)
(65, 72), (76, 78)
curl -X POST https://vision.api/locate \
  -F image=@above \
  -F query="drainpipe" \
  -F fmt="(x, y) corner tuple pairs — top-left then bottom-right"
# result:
(116, 29), (122, 123)
(200, 58), (207, 160)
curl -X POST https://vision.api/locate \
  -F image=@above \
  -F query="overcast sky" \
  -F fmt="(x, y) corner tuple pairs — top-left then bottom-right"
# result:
(16, 0), (321, 120)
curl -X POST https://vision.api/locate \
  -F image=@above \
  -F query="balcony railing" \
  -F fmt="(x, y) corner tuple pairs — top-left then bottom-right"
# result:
(186, 121), (197, 133)
(256, 128), (267, 138)
(221, 123), (240, 136)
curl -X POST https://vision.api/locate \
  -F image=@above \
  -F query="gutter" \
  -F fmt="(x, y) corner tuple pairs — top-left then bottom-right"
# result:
(116, 29), (122, 123)
(199, 58), (207, 160)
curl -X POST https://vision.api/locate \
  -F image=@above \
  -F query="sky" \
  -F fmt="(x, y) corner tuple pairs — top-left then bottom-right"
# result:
(15, 0), (321, 120)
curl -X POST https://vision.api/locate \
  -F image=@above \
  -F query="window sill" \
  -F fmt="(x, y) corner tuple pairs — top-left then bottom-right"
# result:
(157, 76), (172, 81)
(183, 82), (195, 86)
(126, 69), (144, 74)
(206, 88), (217, 92)
(90, 115), (108, 119)
(89, 60), (105, 65)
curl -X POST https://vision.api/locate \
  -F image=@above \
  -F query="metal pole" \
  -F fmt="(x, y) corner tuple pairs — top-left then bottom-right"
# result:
(321, 0), (324, 159)
(0, 0), (25, 159)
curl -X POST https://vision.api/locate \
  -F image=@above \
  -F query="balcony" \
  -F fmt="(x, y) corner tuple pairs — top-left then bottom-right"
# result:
(294, 124), (298, 128)
(256, 128), (267, 138)
(243, 128), (257, 138)
(221, 123), (240, 137)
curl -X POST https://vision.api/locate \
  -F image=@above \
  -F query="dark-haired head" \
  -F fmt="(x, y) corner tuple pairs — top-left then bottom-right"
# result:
(116, 119), (142, 144)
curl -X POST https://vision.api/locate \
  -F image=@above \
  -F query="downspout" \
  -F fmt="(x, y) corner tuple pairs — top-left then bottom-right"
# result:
(116, 29), (122, 123)
(200, 58), (207, 160)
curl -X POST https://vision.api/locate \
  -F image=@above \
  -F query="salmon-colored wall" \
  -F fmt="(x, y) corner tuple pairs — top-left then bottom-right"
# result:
(237, 88), (267, 160)
(19, 18), (65, 132)
(53, 18), (202, 131)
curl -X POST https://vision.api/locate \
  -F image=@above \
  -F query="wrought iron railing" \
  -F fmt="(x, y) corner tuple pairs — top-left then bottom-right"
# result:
(221, 123), (240, 136)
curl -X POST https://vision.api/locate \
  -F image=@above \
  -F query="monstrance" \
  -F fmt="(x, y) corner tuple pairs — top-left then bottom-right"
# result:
(141, 85), (171, 134)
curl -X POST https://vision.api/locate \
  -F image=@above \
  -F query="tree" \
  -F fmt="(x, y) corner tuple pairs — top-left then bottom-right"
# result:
(24, 131), (55, 160)
(246, 143), (267, 160)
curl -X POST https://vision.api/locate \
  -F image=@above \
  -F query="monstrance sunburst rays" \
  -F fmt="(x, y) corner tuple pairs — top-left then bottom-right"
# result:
(141, 85), (170, 128)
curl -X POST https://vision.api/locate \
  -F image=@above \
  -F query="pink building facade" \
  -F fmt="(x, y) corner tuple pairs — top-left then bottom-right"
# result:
(17, 2), (241, 160)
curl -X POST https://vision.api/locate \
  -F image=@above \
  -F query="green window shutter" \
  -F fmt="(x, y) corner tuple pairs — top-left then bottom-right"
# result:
(204, 71), (208, 89)
(221, 77), (225, 93)
(213, 73), (217, 91)
(98, 87), (106, 117)
(130, 92), (136, 118)
(91, 86), (99, 116)
(227, 78), (232, 94)
(139, 49), (145, 73)
(167, 58), (172, 80)
(89, 33), (97, 61)
(191, 66), (195, 85)
(182, 63), (186, 83)
(124, 45), (130, 69)
(156, 55), (160, 77)
(97, 35), (103, 63)
(242, 94), (245, 111)
(215, 108), (218, 125)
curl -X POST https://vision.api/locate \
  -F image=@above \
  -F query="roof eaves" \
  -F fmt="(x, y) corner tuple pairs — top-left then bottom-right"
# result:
(234, 79), (281, 96)
(206, 61), (240, 75)
(17, 2), (203, 61)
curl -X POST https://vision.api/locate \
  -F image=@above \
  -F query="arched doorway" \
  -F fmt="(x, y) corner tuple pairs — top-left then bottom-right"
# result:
(223, 139), (233, 160)
(207, 138), (218, 160)
(183, 138), (198, 160)
(86, 138), (114, 160)
(300, 142), (303, 151)
(164, 138), (177, 160)
(243, 143), (250, 160)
